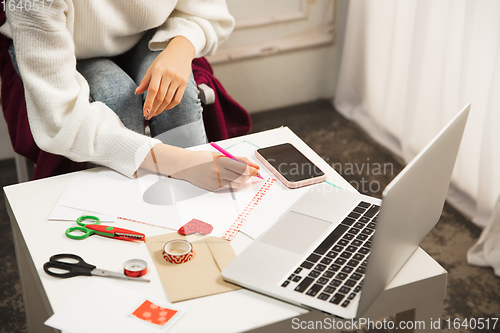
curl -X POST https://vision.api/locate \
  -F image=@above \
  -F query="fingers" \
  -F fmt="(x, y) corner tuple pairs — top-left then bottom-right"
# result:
(143, 71), (161, 119)
(213, 155), (247, 189)
(169, 87), (186, 110)
(248, 166), (262, 179)
(135, 72), (151, 118)
(216, 157), (263, 189)
(237, 157), (260, 170)
(137, 67), (188, 120)
(135, 75), (149, 95)
(220, 156), (261, 178)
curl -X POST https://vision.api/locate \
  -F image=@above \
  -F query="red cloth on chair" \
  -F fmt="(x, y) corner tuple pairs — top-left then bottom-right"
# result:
(0, 13), (251, 180)
(0, 14), (88, 180)
(192, 57), (251, 141)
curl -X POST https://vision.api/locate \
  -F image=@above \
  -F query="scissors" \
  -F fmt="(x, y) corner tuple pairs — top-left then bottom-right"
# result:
(43, 253), (149, 282)
(65, 215), (145, 242)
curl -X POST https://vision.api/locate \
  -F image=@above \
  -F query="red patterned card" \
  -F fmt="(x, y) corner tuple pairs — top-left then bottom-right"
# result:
(131, 300), (177, 326)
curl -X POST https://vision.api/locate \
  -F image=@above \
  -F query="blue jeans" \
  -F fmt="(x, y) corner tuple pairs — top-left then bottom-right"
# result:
(9, 30), (207, 149)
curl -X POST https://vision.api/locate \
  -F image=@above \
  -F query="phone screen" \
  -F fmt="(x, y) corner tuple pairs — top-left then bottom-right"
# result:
(256, 143), (325, 182)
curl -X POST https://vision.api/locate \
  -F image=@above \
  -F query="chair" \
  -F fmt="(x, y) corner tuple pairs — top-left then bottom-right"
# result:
(13, 153), (29, 183)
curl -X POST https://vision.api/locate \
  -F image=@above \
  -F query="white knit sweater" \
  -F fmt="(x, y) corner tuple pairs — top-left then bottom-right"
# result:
(2, 0), (234, 177)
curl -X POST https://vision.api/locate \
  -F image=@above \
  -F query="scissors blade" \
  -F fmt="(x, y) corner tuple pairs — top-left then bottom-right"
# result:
(91, 268), (150, 282)
(115, 232), (145, 241)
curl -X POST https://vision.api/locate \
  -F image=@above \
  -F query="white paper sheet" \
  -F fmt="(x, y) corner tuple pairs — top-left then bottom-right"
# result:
(48, 142), (271, 237)
(48, 141), (346, 240)
(44, 280), (185, 333)
(48, 171), (117, 222)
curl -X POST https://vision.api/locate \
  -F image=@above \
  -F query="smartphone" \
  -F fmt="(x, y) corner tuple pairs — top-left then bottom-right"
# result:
(255, 143), (326, 188)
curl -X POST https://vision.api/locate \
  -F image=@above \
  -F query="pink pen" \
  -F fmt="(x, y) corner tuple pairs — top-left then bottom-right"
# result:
(210, 142), (264, 179)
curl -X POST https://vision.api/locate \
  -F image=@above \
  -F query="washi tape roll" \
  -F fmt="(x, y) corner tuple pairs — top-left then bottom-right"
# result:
(123, 259), (148, 277)
(162, 240), (194, 264)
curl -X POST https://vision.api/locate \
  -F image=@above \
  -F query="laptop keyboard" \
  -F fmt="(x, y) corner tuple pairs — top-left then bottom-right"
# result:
(280, 201), (380, 308)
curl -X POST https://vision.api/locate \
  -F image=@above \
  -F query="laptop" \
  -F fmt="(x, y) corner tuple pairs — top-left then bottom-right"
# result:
(222, 104), (470, 319)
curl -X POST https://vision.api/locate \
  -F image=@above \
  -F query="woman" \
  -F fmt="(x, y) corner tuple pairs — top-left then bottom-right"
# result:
(1, 0), (259, 190)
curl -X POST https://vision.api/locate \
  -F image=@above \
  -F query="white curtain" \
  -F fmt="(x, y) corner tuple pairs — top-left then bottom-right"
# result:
(334, 0), (500, 275)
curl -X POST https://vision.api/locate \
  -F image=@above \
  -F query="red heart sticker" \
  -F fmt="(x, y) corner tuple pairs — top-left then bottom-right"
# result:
(178, 219), (213, 235)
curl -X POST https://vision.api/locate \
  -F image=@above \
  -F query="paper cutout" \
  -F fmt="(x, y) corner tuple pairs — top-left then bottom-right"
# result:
(178, 219), (213, 235)
(131, 300), (177, 326)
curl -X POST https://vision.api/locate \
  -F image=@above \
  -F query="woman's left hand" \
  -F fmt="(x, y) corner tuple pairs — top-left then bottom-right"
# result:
(135, 36), (196, 120)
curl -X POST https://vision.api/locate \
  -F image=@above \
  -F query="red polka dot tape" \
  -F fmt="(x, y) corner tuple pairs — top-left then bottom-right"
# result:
(162, 240), (194, 264)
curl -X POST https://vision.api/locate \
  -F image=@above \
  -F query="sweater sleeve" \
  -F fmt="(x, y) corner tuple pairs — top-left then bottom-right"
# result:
(6, 1), (160, 178)
(149, 0), (235, 57)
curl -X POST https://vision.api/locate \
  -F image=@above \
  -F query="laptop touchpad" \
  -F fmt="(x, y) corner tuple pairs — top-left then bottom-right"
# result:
(260, 212), (331, 255)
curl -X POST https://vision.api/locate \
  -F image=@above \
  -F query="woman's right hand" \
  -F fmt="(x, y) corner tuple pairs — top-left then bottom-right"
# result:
(172, 150), (261, 191)
(140, 144), (261, 191)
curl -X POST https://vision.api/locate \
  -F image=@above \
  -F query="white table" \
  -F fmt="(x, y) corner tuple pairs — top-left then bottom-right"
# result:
(4, 128), (447, 333)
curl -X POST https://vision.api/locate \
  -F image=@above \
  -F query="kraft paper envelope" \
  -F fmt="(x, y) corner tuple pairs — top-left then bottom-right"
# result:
(145, 233), (240, 303)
